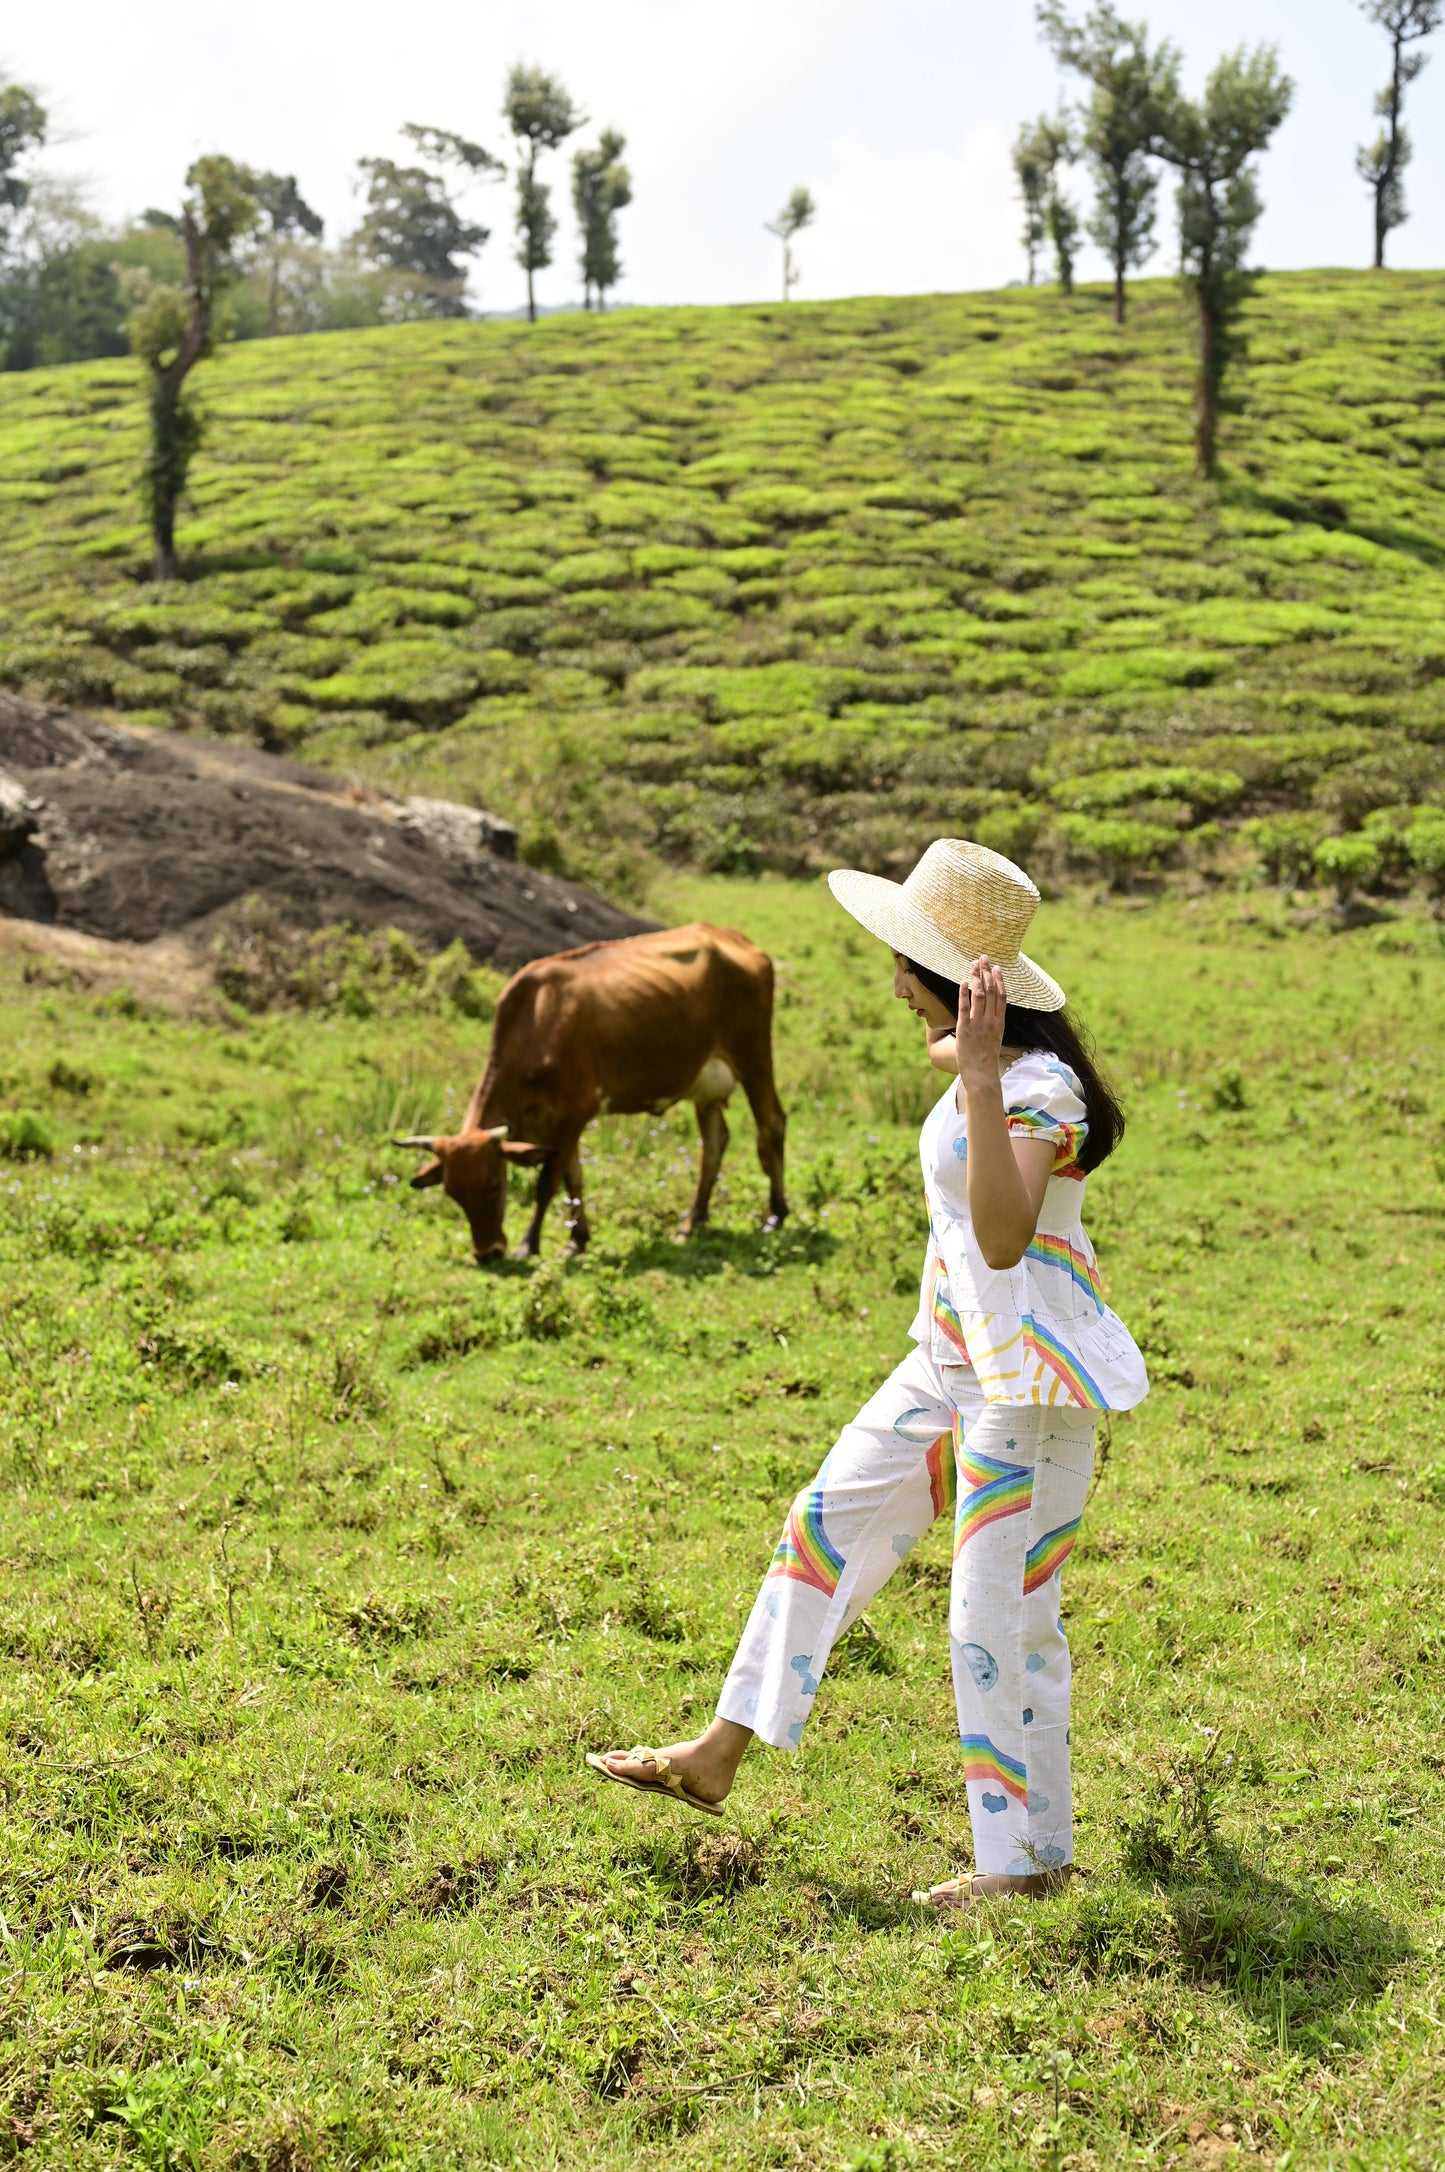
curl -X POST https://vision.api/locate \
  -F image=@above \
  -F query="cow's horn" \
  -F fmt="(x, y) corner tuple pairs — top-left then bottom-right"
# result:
(482, 1124), (509, 1140)
(391, 1134), (437, 1149)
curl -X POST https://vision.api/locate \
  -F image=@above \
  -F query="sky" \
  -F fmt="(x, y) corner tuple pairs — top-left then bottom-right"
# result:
(9, 0), (1445, 314)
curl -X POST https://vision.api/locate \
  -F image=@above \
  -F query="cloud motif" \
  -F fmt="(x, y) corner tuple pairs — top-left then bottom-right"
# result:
(791, 1653), (819, 1696)
(891, 1533), (917, 1559)
(1025, 1652), (1045, 1674)
(1028, 1793), (1050, 1814)
(763, 1591), (780, 1620)
(744, 1695), (758, 1717)
(951, 1136), (969, 1160)
(961, 1642), (998, 1691)
(1022, 1707), (1034, 1725)
(1036, 1842), (1067, 1867)
(980, 1790), (1008, 1813)
(787, 1720), (806, 1746)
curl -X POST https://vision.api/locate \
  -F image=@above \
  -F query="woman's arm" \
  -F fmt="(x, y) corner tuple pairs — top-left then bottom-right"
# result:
(955, 957), (1054, 1270)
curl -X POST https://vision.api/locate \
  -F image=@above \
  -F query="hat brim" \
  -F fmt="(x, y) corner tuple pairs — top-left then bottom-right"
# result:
(827, 869), (1066, 1012)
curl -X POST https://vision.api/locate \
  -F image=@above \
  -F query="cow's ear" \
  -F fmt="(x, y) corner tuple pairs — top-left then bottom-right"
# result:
(501, 1140), (553, 1168)
(410, 1158), (445, 1189)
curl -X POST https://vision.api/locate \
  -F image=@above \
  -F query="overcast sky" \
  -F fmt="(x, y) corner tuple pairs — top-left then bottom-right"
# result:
(10, 0), (1445, 314)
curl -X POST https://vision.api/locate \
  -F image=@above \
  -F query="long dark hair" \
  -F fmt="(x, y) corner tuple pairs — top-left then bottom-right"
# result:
(905, 957), (1125, 1172)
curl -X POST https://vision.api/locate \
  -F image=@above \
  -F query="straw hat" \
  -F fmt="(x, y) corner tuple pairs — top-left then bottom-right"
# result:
(828, 838), (1066, 1011)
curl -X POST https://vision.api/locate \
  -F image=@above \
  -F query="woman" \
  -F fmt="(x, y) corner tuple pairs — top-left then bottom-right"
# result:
(587, 839), (1148, 1908)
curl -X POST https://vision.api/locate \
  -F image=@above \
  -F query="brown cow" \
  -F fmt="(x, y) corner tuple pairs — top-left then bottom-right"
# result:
(393, 922), (787, 1259)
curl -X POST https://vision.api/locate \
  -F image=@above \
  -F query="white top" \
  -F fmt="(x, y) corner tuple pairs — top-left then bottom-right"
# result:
(909, 1049), (1149, 1412)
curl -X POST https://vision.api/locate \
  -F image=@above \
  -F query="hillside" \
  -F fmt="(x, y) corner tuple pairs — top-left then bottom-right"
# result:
(1, 272), (1443, 896)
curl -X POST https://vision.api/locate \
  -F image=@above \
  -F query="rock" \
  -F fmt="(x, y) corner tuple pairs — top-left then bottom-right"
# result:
(0, 767), (40, 859)
(395, 795), (520, 863)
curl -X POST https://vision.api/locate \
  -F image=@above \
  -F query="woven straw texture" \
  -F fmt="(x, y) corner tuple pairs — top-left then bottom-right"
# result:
(828, 839), (1066, 1011)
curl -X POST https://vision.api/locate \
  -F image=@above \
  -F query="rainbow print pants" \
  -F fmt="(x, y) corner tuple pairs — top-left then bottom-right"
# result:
(717, 1344), (1096, 1876)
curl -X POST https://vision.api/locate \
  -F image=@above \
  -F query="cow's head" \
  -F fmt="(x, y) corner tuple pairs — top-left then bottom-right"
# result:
(392, 1124), (553, 1260)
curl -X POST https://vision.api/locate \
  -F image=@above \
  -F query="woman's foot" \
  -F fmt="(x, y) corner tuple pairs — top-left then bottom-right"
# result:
(914, 1867), (1073, 1910)
(597, 1718), (753, 1807)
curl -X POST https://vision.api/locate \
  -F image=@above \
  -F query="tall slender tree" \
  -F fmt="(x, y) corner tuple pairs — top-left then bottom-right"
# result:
(126, 157), (260, 579)
(1155, 45), (1294, 478)
(503, 65), (585, 322)
(1015, 115), (1077, 288)
(0, 76), (47, 250)
(1011, 121), (1051, 284)
(1037, 2), (1179, 324)
(764, 187), (815, 300)
(571, 130), (631, 310)
(247, 173), (323, 335)
(1355, 1), (1442, 268)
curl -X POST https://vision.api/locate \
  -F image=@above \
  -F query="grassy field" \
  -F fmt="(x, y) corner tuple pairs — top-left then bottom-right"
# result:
(1, 877), (1443, 2168)
(1, 274), (1443, 897)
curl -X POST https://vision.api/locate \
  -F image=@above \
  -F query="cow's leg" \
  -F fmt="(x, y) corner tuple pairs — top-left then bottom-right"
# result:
(680, 1098), (730, 1237)
(734, 1058), (787, 1231)
(514, 1144), (568, 1260)
(559, 1140), (591, 1255)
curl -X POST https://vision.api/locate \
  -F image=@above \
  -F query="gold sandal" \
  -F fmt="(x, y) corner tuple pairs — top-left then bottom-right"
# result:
(913, 1868), (1073, 1910)
(585, 1745), (726, 1818)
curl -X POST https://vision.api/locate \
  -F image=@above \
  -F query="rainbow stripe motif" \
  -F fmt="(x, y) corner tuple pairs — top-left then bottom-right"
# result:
(960, 1734), (1028, 1805)
(930, 1262), (970, 1359)
(1023, 1317), (1109, 1411)
(1007, 1106), (1087, 1177)
(1024, 1516), (1082, 1594)
(1026, 1233), (1104, 1310)
(954, 1442), (1033, 1557)
(767, 1491), (845, 1596)
(926, 1431), (956, 1520)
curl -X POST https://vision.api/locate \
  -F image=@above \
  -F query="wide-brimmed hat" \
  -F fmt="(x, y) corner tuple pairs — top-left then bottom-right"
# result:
(828, 838), (1066, 1011)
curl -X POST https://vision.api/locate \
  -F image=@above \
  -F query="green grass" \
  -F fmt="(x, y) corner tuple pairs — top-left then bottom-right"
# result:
(1, 273), (1443, 895)
(2, 879), (1444, 2166)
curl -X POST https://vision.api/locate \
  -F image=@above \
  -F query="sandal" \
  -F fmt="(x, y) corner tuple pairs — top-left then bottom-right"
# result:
(585, 1746), (726, 1818)
(913, 1867), (1073, 1910)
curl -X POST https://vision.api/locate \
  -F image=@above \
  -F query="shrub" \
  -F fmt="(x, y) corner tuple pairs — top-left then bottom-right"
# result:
(0, 1111), (55, 1161)
(1053, 813), (1177, 890)
(1240, 812), (1331, 886)
(1314, 832), (1381, 907)
(1404, 809), (1445, 905)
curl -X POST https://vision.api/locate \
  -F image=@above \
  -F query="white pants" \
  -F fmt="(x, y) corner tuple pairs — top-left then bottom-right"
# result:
(717, 1344), (1096, 1876)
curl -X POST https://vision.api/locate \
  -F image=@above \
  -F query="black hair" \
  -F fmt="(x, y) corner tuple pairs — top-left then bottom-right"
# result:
(903, 956), (1125, 1172)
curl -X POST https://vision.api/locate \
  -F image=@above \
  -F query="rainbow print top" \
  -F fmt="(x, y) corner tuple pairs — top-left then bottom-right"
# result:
(908, 1050), (1148, 1413)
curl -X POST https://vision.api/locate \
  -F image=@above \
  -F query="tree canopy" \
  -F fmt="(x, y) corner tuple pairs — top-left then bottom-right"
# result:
(572, 130), (631, 309)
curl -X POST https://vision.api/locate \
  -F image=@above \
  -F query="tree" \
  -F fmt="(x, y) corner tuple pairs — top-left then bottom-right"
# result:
(126, 156), (260, 580)
(1355, 1), (1442, 268)
(1011, 121), (1051, 284)
(503, 65), (585, 322)
(1046, 180), (1083, 294)
(351, 155), (490, 317)
(246, 171), (323, 334)
(1014, 114), (1076, 288)
(1155, 46), (1294, 478)
(1037, 2), (1179, 324)
(764, 187), (815, 300)
(571, 129), (631, 310)
(0, 77), (46, 249)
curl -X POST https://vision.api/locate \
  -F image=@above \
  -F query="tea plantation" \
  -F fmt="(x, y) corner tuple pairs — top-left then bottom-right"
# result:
(2, 273), (1444, 896)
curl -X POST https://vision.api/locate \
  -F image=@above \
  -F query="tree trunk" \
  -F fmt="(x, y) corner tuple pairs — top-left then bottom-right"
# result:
(267, 248), (280, 336)
(1113, 259), (1125, 326)
(1195, 293), (1218, 479)
(150, 376), (181, 580)
(1376, 32), (1404, 270)
(527, 265), (536, 322)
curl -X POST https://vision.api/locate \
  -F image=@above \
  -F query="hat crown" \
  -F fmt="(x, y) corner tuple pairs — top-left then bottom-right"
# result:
(900, 838), (1040, 962)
